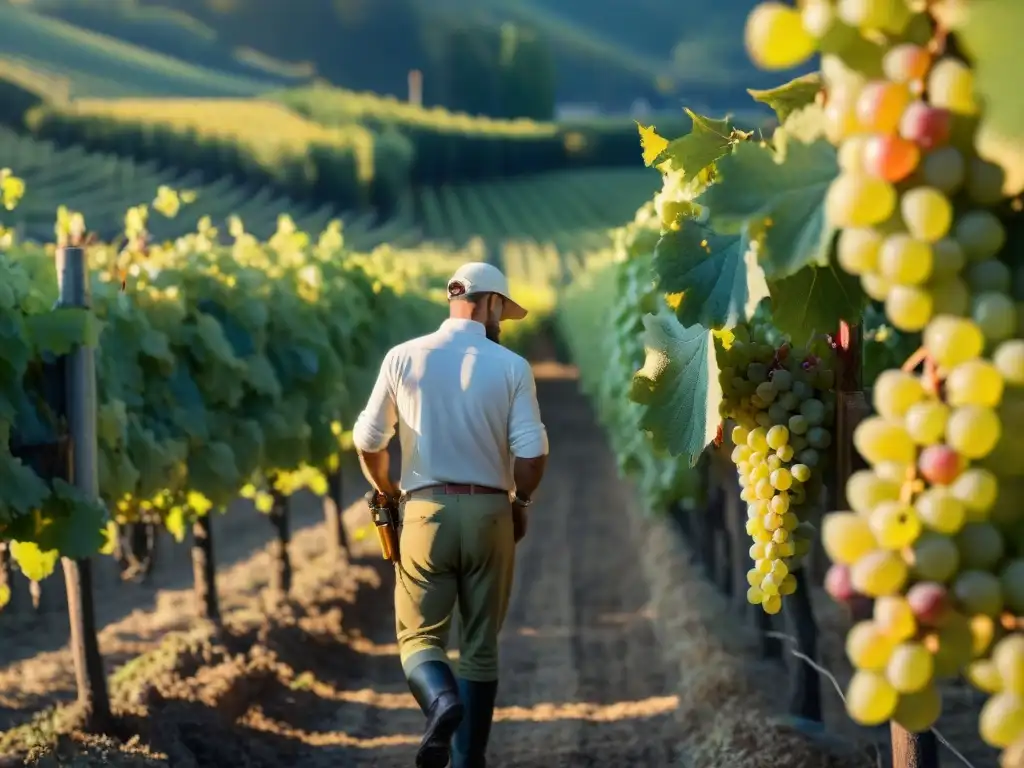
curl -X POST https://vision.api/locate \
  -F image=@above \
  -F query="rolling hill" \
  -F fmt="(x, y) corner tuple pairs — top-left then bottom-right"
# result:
(9, 0), (801, 113)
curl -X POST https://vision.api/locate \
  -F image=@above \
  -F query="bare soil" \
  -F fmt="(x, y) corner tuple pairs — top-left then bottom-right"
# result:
(0, 363), (683, 767)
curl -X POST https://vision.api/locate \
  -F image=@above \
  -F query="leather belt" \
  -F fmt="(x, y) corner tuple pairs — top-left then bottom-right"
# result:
(408, 483), (508, 497)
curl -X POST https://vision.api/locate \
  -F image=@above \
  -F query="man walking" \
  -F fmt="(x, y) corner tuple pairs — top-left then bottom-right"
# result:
(352, 262), (549, 768)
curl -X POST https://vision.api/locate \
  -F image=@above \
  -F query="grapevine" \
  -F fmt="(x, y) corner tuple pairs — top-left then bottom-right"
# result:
(744, 0), (1024, 754)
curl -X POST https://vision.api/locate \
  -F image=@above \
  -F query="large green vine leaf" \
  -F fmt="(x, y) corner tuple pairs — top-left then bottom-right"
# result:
(698, 114), (837, 281)
(630, 312), (722, 462)
(769, 264), (868, 347)
(653, 222), (769, 330)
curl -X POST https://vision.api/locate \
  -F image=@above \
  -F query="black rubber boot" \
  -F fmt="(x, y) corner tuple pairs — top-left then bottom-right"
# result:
(407, 661), (464, 768)
(450, 678), (498, 768)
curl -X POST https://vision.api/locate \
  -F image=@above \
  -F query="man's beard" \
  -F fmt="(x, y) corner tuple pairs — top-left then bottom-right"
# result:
(485, 322), (501, 343)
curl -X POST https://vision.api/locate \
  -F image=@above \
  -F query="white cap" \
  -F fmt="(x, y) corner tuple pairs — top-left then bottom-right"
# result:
(446, 262), (527, 321)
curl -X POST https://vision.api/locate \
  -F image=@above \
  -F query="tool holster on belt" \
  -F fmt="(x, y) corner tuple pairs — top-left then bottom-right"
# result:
(365, 490), (401, 563)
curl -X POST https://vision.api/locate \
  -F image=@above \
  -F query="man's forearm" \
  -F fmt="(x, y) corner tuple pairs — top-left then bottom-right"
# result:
(357, 449), (398, 497)
(513, 455), (547, 499)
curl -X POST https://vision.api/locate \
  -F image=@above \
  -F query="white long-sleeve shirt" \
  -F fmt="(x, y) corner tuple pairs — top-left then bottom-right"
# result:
(352, 318), (548, 492)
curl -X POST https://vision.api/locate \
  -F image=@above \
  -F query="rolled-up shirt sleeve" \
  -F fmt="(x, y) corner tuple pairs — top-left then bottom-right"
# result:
(352, 350), (398, 453)
(508, 361), (548, 458)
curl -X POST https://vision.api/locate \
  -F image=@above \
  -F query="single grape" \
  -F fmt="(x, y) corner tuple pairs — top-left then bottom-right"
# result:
(901, 186), (952, 242)
(904, 399), (949, 445)
(1001, 561), (1024, 617)
(744, 3), (818, 70)
(878, 234), (932, 285)
(928, 57), (979, 116)
(837, 0), (900, 31)
(822, 512), (878, 565)
(953, 570), (1004, 617)
(882, 42), (931, 83)
(886, 285), (933, 331)
(973, 292), (1018, 343)
(846, 470), (901, 516)
(856, 81), (911, 134)
(956, 522), (1005, 571)
(825, 562), (856, 602)
(826, 173), (896, 227)
(919, 145), (965, 193)
(966, 157), (1007, 205)
(946, 359), (1004, 408)
(909, 532), (960, 583)
(968, 259), (1013, 294)
(923, 315), (984, 368)
(949, 467), (999, 520)
(837, 227), (882, 274)
(892, 684), (942, 733)
(863, 134), (920, 182)
(855, 416), (917, 465)
(873, 369), (925, 420)
(851, 549), (909, 596)
(954, 210), (1006, 261)
(899, 101), (950, 149)
(766, 424), (789, 450)
(870, 501), (922, 549)
(994, 340), (1024, 386)
(946, 405), (1002, 459)
(906, 581), (951, 626)
(918, 444), (963, 486)
(916, 485), (967, 532)
(887, 641), (934, 693)
(845, 670), (899, 725)
(847, 620), (897, 670)
(874, 595), (917, 642)
(861, 272), (892, 301)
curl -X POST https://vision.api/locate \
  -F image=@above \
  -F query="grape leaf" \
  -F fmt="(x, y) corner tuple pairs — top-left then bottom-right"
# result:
(25, 308), (101, 355)
(629, 312), (722, 462)
(0, 451), (49, 518)
(9, 540), (59, 581)
(653, 223), (769, 330)
(768, 264), (868, 347)
(955, 1), (1024, 193)
(637, 123), (670, 166)
(654, 110), (738, 182)
(748, 73), (823, 123)
(46, 480), (108, 559)
(698, 130), (837, 280)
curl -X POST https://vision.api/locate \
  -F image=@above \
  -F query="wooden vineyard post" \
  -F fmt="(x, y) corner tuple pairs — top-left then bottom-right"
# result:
(191, 515), (220, 623)
(408, 69), (423, 106)
(56, 245), (112, 733)
(268, 490), (293, 598)
(324, 469), (349, 559)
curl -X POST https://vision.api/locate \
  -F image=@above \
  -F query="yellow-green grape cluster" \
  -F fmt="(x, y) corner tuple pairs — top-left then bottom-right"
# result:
(820, 328), (1021, 733)
(719, 333), (835, 615)
(745, 0), (1024, 753)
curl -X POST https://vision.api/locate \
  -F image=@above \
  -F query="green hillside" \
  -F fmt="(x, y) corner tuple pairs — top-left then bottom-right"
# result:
(21, 0), (314, 84)
(11, 0), (796, 112)
(0, 1), (274, 98)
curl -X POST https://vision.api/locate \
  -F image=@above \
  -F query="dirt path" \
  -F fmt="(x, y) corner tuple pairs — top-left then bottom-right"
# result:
(1, 363), (682, 767)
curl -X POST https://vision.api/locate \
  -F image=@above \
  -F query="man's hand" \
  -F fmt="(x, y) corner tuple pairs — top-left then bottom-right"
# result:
(512, 505), (528, 543)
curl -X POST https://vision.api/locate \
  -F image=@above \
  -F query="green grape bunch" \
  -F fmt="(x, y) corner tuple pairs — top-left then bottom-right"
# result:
(743, 0), (1024, 751)
(719, 316), (836, 614)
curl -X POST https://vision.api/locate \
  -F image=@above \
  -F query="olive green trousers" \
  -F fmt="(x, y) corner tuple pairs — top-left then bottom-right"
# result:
(396, 493), (515, 682)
